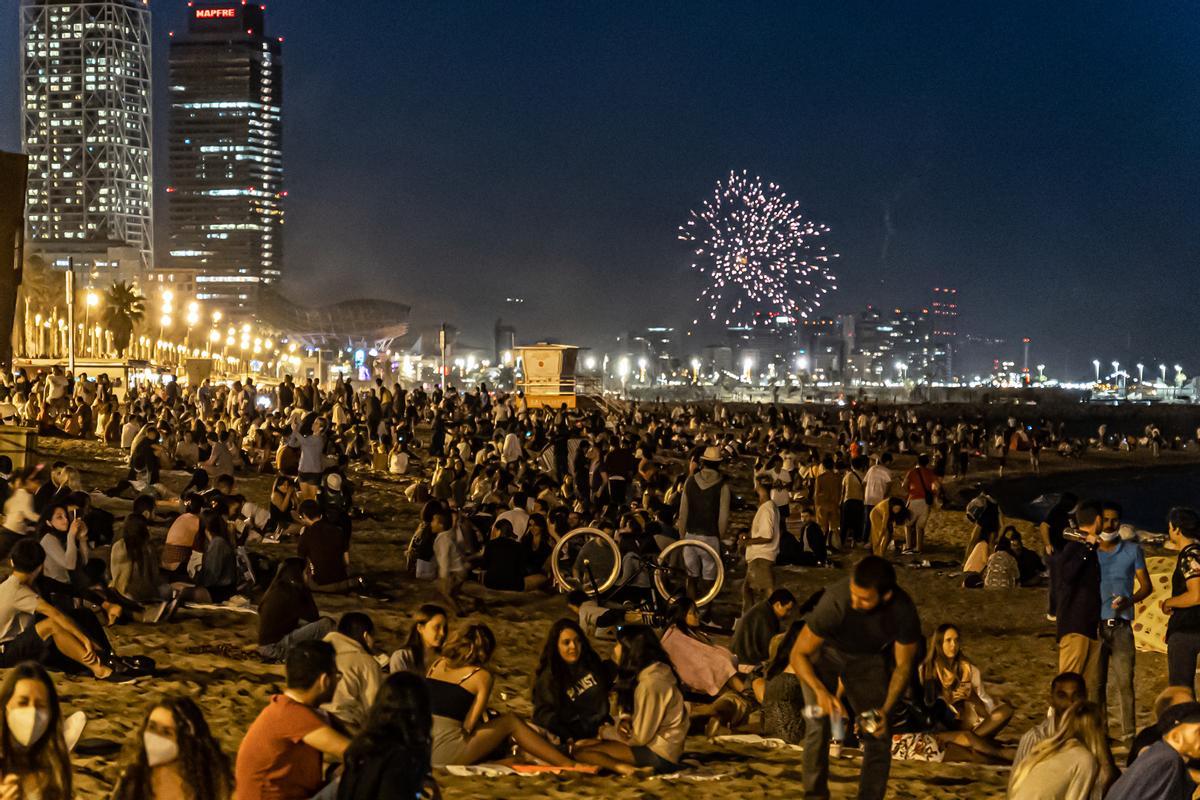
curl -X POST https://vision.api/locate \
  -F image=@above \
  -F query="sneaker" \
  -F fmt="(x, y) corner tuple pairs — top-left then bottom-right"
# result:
(63, 711), (87, 752)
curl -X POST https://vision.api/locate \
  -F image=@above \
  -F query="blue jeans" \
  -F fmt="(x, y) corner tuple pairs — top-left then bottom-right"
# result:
(258, 617), (334, 662)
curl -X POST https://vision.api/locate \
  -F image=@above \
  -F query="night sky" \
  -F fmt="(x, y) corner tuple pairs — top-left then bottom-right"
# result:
(1, 1), (1198, 375)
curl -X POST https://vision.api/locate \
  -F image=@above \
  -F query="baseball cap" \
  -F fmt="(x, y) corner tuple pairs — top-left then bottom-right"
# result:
(1159, 702), (1200, 730)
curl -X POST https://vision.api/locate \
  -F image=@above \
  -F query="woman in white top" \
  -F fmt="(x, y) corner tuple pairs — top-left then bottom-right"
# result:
(2, 466), (44, 538)
(920, 624), (1013, 739)
(1008, 701), (1114, 800)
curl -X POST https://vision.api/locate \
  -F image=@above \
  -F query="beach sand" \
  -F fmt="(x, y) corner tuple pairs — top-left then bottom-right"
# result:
(40, 436), (1175, 799)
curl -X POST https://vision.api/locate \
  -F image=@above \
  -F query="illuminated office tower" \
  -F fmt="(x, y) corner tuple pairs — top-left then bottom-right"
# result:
(20, 0), (154, 270)
(168, 2), (283, 311)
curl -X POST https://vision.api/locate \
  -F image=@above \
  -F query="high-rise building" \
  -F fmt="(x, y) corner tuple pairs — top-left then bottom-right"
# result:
(168, 1), (283, 312)
(930, 287), (959, 380)
(20, 0), (155, 271)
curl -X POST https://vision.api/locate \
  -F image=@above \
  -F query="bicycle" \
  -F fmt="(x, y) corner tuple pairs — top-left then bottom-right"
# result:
(549, 527), (726, 607)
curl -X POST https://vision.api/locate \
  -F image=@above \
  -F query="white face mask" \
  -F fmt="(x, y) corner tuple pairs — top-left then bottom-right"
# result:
(1100, 530), (1121, 543)
(7, 706), (50, 748)
(143, 731), (179, 767)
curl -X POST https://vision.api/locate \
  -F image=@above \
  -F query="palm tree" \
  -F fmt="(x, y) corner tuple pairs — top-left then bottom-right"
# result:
(102, 281), (145, 357)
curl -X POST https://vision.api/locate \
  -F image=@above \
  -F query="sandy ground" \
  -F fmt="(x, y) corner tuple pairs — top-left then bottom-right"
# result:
(36, 435), (1182, 799)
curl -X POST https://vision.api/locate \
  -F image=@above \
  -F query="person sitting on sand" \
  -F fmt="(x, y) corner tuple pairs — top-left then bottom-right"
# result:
(268, 474), (301, 539)
(424, 624), (577, 769)
(160, 495), (204, 581)
(236, 641), (349, 800)
(981, 535), (1020, 588)
(193, 509), (240, 604)
(574, 624), (689, 775)
(1003, 528), (1046, 586)
(389, 604), (448, 675)
(481, 518), (547, 592)
(731, 588), (795, 668)
(920, 624), (1013, 740)
(1014, 671), (1087, 767)
(112, 695), (233, 800)
(1128, 685), (1195, 765)
(1108, 700), (1200, 799)
(1008, 701), (1115, 800)
(532, 619), (612, 747)
(256, 558), (334, 662)
(0, 539), (122, 680)
(297, 500), (363, 594)
(753, 621), (808, 745)
(660, 595), (750, 737)
(336, 672), (439, 800)
(322, 612), (383, 734)
(0, 662), (75, 799)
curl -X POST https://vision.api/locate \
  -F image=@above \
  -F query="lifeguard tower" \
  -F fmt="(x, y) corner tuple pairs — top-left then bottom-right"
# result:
(514, 344), (578, 409)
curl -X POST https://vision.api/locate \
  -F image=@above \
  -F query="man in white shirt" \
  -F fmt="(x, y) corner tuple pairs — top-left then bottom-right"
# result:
(495, 492), (530, 540)
(864, 452), (894, 509)
(741, 478), (780, 613)
(433, 510), (469, 616)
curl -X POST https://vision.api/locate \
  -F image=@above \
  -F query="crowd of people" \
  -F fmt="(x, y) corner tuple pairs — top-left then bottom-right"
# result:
(0, 366), (1196, 798)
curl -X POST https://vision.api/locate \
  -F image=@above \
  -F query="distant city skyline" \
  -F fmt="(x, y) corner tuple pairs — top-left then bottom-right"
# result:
(2, 1), (1198, 377)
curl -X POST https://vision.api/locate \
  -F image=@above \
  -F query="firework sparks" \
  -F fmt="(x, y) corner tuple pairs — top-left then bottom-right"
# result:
(679, 170), (839, 328)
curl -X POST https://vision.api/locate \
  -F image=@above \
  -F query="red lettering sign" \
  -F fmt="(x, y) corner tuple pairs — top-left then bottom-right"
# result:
(195, 7), (237, 19)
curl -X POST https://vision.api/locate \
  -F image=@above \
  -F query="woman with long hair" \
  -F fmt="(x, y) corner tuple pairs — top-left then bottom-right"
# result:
(0, 662), (72, 800)
(389, 604), (449, 675)
(920, 624), (1013, 739)
(1008, 701), (1115, 799)
(575, 625), (688, 775)
(338, 672), (438, 800)
(111, 695), (232, 800)
(256, 557), (332, 662)
(659, 595), (748, 738)
(531, 619), (611, 746)
(424, 624), (577, 768)
(194, 509), (238, 603)
(752, 621), (808, 745)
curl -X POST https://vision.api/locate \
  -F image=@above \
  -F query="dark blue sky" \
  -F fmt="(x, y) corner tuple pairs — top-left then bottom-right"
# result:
(2, 1), (1199, 374)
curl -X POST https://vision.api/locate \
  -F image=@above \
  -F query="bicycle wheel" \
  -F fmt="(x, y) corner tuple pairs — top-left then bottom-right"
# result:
(549, 527), (621, 596)
(654, 538), (725, 607)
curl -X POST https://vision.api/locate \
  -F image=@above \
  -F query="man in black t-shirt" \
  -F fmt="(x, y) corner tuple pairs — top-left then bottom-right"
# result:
(789, 556), (921, 800)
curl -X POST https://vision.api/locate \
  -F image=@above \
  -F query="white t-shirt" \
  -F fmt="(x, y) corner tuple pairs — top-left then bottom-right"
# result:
(433, 529), (466, 579)
(3, 489), (38, 534)
(864, 465), (893, 507)
(745, 501), (780, 563)
(389, 451), (409, 475)
(0, 574), (40, 643)
(496, 507), (530, 540)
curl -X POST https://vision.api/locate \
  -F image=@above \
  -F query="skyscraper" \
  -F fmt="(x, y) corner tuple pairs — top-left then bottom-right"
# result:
(168, 1), (283, 312)
(20, 0), (154, 270)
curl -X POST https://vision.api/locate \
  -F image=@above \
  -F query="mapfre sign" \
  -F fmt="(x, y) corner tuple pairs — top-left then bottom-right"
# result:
(195, 7), (238, 20)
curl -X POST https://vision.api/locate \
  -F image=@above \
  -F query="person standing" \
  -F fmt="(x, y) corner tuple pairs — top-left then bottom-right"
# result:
(840, 456), (867, 548)
(812, 456), (842, 551)
(1096, 509), (1151, 743)
(740, 477), (780, 613)
(788, 556), (922, 800)
(901, 453), (939, 555)
(864, 455), (892, 544)
(1054, 500), (1103, 704)
(676, 447), (731, 600)
(1160, 507), (1200, 692)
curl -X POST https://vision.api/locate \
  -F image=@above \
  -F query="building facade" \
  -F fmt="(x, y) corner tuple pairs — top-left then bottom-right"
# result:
(20, 0), (154, 270)
(168, 2), (283, 313)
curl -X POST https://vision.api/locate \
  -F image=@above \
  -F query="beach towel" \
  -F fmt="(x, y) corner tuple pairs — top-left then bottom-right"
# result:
(1133, 555), (1172, 654)
(660, 627), (738, 697)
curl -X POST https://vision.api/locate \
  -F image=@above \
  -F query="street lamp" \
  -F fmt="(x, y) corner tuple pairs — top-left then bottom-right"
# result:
(1160, 364), (1168, 384)
(1092, 359), (1100, 383)
(1036, 364), (1046, 382)
(1137, 363), (1144, 384)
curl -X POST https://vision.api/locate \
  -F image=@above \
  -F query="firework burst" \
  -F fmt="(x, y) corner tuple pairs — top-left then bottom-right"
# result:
(679, 170), (839, 328)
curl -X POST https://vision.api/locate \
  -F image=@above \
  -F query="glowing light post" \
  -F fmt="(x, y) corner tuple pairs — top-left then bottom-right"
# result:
(84, 291), (98, 357)
(617, 357), (631, 396)
(1092, 359), (1101, 384)
(185, 302), (200, 352)
(1176, 364), (1185, 388)
(1137, 363), (1144, 386)
(1036, 364), (1046, 382)
(1160, 363), (1167, 385)
(690, 358), (701, 384)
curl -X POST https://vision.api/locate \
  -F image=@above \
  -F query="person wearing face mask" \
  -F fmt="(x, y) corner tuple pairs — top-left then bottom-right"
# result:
(321, 613), (383, 735)
(1052, 500), (1104, 707)
(1095, 502), (1151, 745)
(531, 619), (612, 747)
(112, 695), (233, 800)
(0, 662), (73, 800)
(235, 640), (349, 800)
